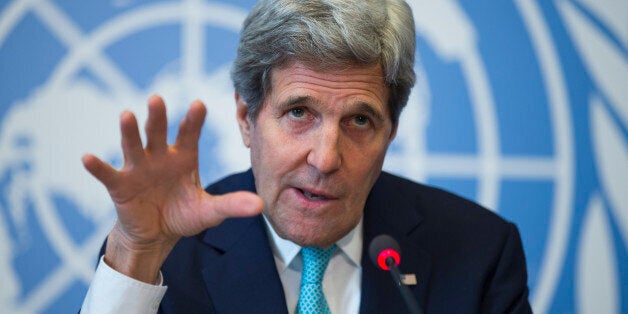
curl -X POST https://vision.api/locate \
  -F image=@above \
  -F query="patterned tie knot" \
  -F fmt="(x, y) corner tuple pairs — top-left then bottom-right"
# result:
(301, 245), (336, 284)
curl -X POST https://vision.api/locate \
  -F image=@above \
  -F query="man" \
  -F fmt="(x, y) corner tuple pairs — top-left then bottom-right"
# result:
(81, 0), (532, 313)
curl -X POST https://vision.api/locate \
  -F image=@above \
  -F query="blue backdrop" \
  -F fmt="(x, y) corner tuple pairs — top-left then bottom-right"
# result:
(0, 0), (626, 313)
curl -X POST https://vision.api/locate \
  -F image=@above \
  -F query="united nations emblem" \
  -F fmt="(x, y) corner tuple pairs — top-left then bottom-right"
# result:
(0, 0), (625, 313)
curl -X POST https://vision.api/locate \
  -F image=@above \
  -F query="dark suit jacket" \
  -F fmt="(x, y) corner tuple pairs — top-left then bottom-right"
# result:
(155, 170), (531, 313)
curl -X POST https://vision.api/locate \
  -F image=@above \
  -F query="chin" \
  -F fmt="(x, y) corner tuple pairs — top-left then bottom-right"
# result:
(282, 220), (352, 248)
(290, 234), (337, 249)
(267, 205), (361, 247)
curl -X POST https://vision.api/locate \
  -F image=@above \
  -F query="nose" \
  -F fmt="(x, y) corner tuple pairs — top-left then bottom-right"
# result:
(307, 124), (342, 174)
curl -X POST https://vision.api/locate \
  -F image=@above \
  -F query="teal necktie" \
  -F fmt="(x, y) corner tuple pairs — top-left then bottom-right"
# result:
(296, 245), (336, 314)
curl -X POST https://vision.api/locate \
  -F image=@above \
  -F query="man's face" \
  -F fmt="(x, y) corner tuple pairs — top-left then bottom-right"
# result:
(236, 60), (396, 248)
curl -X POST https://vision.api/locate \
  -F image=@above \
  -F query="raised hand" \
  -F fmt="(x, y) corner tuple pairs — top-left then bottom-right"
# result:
(82, 95), (263, 283)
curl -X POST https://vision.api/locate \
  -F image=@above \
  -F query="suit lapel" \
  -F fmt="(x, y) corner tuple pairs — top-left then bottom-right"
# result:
(199, 170), (288, 314)
(360, 173), (432, 313)
(200, 216), (288, 314)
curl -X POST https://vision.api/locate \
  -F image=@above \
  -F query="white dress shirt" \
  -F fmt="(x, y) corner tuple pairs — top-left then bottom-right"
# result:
(81, 255), (167, 314)
(81, 216), (363, 313)
(263, 216), (362, 314)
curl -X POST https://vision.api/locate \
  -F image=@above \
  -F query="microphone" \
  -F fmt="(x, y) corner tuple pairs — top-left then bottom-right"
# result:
(369, 235), (423, 314)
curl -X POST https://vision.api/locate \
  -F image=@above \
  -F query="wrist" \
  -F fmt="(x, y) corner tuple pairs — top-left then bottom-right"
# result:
(104, 224), (178, 284)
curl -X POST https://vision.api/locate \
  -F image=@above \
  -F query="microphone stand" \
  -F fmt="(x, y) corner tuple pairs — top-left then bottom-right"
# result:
(386, 257), (423, 314)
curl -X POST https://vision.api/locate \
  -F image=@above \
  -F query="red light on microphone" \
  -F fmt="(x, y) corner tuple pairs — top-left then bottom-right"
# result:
(377, 248), (401, 270)
(369, 234), (402, 271)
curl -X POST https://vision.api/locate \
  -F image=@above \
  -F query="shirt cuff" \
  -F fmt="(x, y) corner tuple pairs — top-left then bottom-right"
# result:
(81, 256), (168, 314)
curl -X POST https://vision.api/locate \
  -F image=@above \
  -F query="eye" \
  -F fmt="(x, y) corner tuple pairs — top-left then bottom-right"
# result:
(352, 115), (370, 127)
(288, 107), (306, 119)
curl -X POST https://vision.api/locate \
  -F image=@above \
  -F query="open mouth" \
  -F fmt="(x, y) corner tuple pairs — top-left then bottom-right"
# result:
(299, 189), (329, 201)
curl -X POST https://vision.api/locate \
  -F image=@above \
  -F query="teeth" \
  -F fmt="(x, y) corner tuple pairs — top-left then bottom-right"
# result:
(303, 190), (326, 200)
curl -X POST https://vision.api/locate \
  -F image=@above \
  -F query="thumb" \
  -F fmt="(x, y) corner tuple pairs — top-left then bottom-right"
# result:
(203, 191), (264, 223)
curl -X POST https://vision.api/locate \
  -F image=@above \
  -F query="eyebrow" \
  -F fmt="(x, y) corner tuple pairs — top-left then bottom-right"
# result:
(354, 101), (386, 123)
(278, 96), (318, 111)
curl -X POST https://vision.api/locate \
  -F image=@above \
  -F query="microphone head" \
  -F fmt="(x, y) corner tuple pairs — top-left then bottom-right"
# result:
(369, 234), (401, 271)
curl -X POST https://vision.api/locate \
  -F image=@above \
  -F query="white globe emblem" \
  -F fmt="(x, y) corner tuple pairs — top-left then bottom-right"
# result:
(556, 1), (627, 313)
(391, 1), (574, 313)
(0, 2), (250, 312)
(1, 0), (624, 313)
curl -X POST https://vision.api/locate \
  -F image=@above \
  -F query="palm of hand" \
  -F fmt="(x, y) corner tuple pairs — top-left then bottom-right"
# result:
(83, 95), (263, 250)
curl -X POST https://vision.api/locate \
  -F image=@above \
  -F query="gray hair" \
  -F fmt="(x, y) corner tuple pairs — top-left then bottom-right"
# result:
(231, 0), (416, 124)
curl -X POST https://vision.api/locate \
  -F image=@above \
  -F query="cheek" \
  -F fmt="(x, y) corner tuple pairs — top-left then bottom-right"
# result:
(344, 145), (388, 199)
(254, 119), (315, 166)
(348, 141), (388, 175)
(249, 125), (306, 199)
(251, 131), (294, 172)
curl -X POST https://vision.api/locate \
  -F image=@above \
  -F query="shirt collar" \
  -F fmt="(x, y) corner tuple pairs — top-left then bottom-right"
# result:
(263, 215), (364, 272)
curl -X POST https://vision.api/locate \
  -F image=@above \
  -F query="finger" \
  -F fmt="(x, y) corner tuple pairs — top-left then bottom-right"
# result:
(175, 100), (207, 151)
(145, 95), (168, 154)
(82, 154), (119, 187)
(202, 191), (264, 223)
(120, 111), (145, 164)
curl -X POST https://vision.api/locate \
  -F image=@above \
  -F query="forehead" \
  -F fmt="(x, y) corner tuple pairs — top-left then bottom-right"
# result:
(268, 60), (389, 109)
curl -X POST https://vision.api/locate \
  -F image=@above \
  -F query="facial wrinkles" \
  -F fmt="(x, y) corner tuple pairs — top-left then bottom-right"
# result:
(272, 63), (388, 110)
(269, 69), (390, 195)
(249, 61), (393, 247)
(271, 81), (391, 143)
(274, 110), (382, 195)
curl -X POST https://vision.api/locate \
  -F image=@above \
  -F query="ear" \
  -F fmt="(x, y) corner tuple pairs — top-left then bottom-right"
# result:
(388, 121), (398, 143)
(235, 92), (252, 147)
